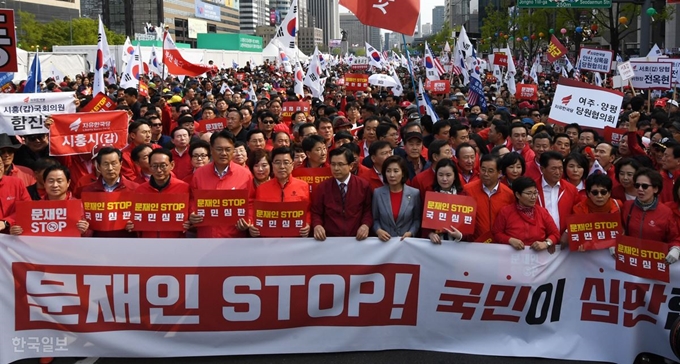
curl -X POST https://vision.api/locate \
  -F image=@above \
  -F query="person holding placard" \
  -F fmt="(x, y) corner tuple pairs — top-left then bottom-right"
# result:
(426, 159), (465, 244)
(247, 150), (271, 188)
(572, 174), (622, 216)
(492, 176), (559, 251)
(372, 156), (421, 242)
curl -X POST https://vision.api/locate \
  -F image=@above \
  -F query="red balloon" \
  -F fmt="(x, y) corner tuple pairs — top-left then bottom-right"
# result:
(591, 24), (598, 31)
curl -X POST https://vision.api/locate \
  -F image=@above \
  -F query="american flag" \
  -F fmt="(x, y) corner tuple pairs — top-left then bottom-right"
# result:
(434, 57), (445, 75)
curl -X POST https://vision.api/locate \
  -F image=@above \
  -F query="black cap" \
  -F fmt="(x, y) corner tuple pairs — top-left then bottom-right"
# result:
(404, 132), (423, 142)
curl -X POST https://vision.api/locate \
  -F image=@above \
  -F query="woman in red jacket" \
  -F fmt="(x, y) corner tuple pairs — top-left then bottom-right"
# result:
(427, 159), (465, 244)
(492, 176), (559, 252)
(623, 167), (680, 263)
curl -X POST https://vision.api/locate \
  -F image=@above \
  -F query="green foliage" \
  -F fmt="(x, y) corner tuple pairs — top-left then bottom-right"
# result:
(355, 48), (366, 57)
(425, 23), (453, 53)
(16, 11), (126, 51)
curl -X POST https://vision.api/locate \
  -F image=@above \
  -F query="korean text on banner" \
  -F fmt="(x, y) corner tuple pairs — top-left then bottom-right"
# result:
(0, 10), (18, 73)
(196, 117), (227, 134)
(421, 191), (477, 234)
(131, 193), (189, 231)
(253, 200), (309, 237)
(604, 126), (628, 145)
(81, 192), (133, 231)
(4, 237), (680, 364)
(80, 93), (116, 113)
(15, 200), (84, 237)
(516, 84), (538, 101)
(548, 78), (624, 130)
(659, 58), (680, 85)
(617, 61), (635, 81)
(630, 61), (673, 90)
(281, 101), (311, 124)
(292, 167), (333, 195)
(425, 80), (451, 94)
(192, 189), (248, 227)
(492, 53), (508, 67)
(566, 213), (622, 251)
(49, 111), (128, 156)
(578, 48), (614, 73)
(0, 92), (76, 136)
(615, 235), (669, 282)
(344, 73), (369, 92)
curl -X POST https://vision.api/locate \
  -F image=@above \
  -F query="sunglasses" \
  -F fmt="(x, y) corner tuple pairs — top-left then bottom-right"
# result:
(589, 189), (609, 196)
(634, 183), (652, 190)
(262, 119), (275, 124)
(26, 134), (46, 141)
(151, 123), (163, 127)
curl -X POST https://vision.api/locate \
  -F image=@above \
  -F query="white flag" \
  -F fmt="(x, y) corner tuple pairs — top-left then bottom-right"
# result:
(94, 15), (112, 96)
(390, 67), (404, 97)
(278, 45), (292, 73)
(304, 47), (323, 100)
(120, 44), (140, 89)
(269, 0), (298, 59)
(121, 37), (133, 67)
(365, 42), (384, 69)
(149, 45), (162, 76)
(646, 44), (663, 60)
(594, 72), (603, 87)
(423, 42), (441, 81)
(501, 47), (516, 95)
(294, 59), (304, 97)
(456, 26), (473, 60)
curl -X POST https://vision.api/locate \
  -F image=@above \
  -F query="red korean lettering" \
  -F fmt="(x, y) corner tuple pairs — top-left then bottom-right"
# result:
(580, 278), (620, 324)
(481, 285), (530, 322)
(436, 280), (483, 320)
(622, 282), (667, 327)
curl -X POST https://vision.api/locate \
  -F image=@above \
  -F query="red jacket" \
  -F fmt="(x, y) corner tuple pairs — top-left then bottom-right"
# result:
(623, 200), (680, 247)
(464, 180), (515, 240)
(255, 177), (311, 227)
(660, 170), (679, 204)
(74, 172), (98, 199)
(0, 175), (31, 230)
(492, 203), (560, 245)
(121, 143), (162, 182)
(310, 175), (373, 237)
(56, 155), (94, 191)
(81, 176), (139, 238)
(408, 167), (435, 200)
(6, 164), (35, 187)
(171, 148), (194, 181)
(506, 142), (535, 165)
(524, 158), (542, 182)
(357, 166), (384, 192)
(535, 178), (581, 232)
(190, 162), (255, 238)
(135, 177), (190, 238)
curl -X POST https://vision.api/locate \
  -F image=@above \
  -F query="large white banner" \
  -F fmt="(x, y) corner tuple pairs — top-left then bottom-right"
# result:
(630, 61), (673, 90)
(659, 58), (680, 85)
(0, 92), (76, 135)
(1, 236), (678, 364)
(548, 77), (623, 130)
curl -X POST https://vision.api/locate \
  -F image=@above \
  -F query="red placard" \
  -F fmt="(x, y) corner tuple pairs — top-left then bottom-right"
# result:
(344, 73), (369, 92)
(566, 213), (622, 251)
(604, 126), (628, 145)
(493, 53), (508, 67)
(0, 10), (18, 73)
(49, 111), (128, 156)
(615, 235), (669, 283)
(81, 192), (134, 231)
(192, 189), (249, 227)
(281, 101), (311, 124)
(253, 200), (308, 237)
(292, 167), (333, 195)
(235, 73), (245, 81)
(15, 199), (84, 237)
(425, 80), (451, 94)
(516, 84), (538, 101)
(421, 191), (477, 235)
(80, 92), (116, 113)
(196, 117), (227, 133)
(131, 193), (189, 232)
(336, 78), (345, 86)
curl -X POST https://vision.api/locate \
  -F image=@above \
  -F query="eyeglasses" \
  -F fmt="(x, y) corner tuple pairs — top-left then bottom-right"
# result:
(150, 164), (170, 170)
(634, 183), (652, 190)
(330, 162), (349, 168)
(192, 154), (209, 159)
(272, 160), (293, 167)
(589, 189), (609, 196)
(151, 123), (163, 127)
(261, 119), (275, 124)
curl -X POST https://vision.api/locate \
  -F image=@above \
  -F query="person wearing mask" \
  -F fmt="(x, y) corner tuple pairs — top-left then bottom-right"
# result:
(183, 141), (211, 184)
(170, 127), (194, 180)
(127, 149), (190, 238)
(130, 143), (154, 184)
(465, 154), (515, 241)
(612, 158), (641, 201)
(525, 132), (552, 181)
(456, 143), (479, 185)
(563, 153), (589, 196)
(188, 130), (254, 238)
(301, 135), (328, 168)
(535, 151), (580, 233)
(10, 165), (89, 236)
(311, 148), (373, 241)
(358, 140), (391, 191)
(409, 140), (453, 198)
(372, 155), (421, 242)
(247, 150), (271, 188)
(121, 119), (155, 181)
(492, 176), (560, 251)
(622, 168), (680, 264)
(248, 147), (310, 238)
(506, 122), (535, 166)
(426, 159), (465, 244)
(0, 133), (35, 187)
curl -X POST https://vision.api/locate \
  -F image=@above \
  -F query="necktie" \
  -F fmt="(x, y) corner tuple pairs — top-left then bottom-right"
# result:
(339, 182), (347, 203)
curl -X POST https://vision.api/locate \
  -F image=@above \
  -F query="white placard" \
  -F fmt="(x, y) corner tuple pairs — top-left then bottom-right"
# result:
(629, 61), (673, 90)
(659, 58), (680, 85)
(0, 92), (76, 135)
(617, 61), (635, 81)
(548, 78), (623, 129)
(578, 47), (614, 73)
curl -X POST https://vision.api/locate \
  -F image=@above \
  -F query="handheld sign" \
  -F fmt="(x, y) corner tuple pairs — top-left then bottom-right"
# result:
(566, 213), (622, 251)
(421, 192), (477, 235)
(253, 200), (308, 237)
(15, 200), (84, 237)
(615, 235), (669, 283)
(82, 192), (134, 231)
(192, 189), (248, 227)
(131, 193), (189, 231)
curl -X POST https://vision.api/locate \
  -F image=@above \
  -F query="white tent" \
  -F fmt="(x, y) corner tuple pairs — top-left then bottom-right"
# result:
(13, 48), (88, 83)
(262, 42), (309, 62)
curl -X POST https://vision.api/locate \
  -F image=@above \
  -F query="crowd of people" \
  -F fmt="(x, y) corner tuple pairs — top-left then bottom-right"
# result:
(2, 59), (680, 264)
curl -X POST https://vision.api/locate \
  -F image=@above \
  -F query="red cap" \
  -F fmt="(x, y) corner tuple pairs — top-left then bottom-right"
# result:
(399, 101), (411, 108)
(518, 101), (532, 109)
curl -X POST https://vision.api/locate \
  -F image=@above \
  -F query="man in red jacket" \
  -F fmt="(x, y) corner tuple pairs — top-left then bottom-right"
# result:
(506, 122), (535, 164)
(121, 119), (157, 181)
(0, 158), (31, 233)
(535, 151), (580, 232)
(311, 148), (373, 241)
(409, 139), (452, 198)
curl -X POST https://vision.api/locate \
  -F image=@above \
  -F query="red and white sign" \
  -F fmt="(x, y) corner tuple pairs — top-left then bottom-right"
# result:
(196, 117), (227, 133)
(49, 111), (127, 156)
(80, 92), (116, 113)
(350, 57), (369, 71)
(492, 53), (508, 67)
(578, 47), (614, 73)
(131, 193), (189, 231)
(548, 78), (624, 130)
(291, 168), (333, 195)
(163, 33), (214, 77)
(0, 92), (77, 136)
(630, 61), (674, 90)
(81, 192), (133, 231)
(281, 101), (311, 124)
(0, 10), (18, 73)
(192, 189), (248, 227)
(615, 235), (669, 283)
(421, 192), (477, 235)
(425, 80), (451, 94)
(253, 201), (308, 237)
(15, 200), (83, 237)
(344, 73), (369, 92)
(515, 84), (538, 101)
(566, 213), (622, 251)
(603, 126), (628, 145)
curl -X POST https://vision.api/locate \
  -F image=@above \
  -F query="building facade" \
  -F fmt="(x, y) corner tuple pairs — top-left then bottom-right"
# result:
(255, 25), (276, 46)
(445, 0), (470, 30)
(240, 0), (269, 35)
(307, 0), (339, 46)
(432, 5), (445, 33)
(339, 13), (380, 50)
(4, 0), (80, 23)
(298, 26), (322, 54)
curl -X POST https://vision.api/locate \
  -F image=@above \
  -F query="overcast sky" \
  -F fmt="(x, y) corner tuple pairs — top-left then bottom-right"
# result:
(339, 0), (446, 25)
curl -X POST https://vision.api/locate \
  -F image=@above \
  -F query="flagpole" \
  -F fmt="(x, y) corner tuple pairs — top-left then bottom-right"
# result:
(34, 48), (39, 93)
(402, 34), (420, 117)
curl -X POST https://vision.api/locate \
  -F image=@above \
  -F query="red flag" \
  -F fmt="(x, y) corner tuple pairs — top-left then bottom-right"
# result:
(546, 35), (568, 62)
(339, 0), (419, 36)
(163, 32), (214, 77)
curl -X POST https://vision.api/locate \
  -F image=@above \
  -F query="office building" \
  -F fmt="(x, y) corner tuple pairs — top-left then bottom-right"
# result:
(432, 5), (445, 33)
(422, 23), (432, 36)
(445, 0), (470, 29)
(339, 13), (380, 50)
(4, 0), (80, 23)
(240, 0), (270, 35)
(308, 0), (339, 45)
(298, 26), (322, 54)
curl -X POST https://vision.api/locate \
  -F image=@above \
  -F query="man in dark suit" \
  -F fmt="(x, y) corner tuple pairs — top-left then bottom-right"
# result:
(311, 148), (373, 241)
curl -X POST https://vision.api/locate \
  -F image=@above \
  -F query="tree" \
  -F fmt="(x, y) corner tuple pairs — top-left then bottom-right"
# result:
(355, 48), (366, 57)
(16, 11), (126, 51)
